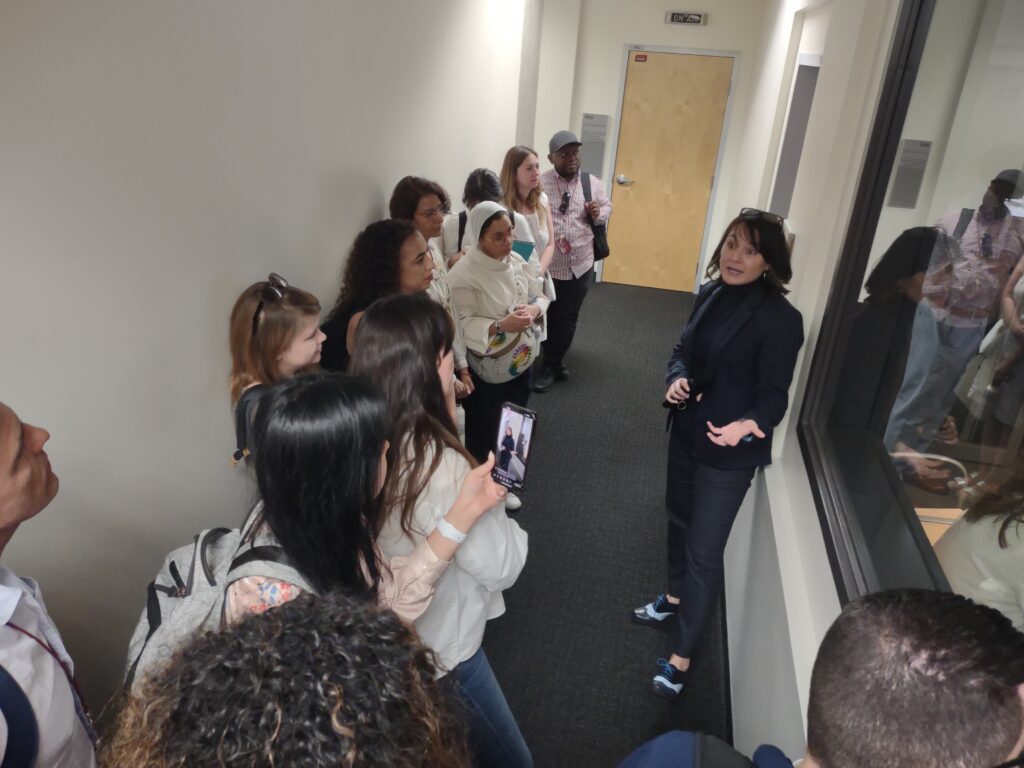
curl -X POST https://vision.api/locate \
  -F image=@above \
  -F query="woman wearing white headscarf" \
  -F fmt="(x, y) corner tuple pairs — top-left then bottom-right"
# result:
(449, 201), (549, 466)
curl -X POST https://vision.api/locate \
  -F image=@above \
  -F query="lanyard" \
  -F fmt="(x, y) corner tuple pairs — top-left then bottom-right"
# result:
(7, 623), (97, 746)
(554, 175), (579, 240)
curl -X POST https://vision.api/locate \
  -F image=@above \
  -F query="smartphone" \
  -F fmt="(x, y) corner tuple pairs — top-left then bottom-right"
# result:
(491, 402), (537, 492)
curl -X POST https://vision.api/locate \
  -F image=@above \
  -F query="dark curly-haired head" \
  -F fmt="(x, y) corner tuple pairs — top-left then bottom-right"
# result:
(103, 590), (471, 767)
(327, 218), (418, 322)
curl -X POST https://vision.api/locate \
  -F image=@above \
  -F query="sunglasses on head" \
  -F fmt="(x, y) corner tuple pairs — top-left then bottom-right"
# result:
(559, 191), (571, 215)
(251, 272), (289, 337)
(992, 754), (1024, 768)
(740, 207), (785, 227)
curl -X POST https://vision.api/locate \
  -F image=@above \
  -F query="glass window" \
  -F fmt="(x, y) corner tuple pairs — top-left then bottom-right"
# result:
(803, 0), (1024, 631)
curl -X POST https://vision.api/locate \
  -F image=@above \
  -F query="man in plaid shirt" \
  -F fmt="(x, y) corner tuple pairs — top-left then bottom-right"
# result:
(535, 130), (612, 392)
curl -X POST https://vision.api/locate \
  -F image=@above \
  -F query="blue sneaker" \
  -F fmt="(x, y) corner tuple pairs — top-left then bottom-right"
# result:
(632, 594), (678, 626)
(652, 658), (686, 700)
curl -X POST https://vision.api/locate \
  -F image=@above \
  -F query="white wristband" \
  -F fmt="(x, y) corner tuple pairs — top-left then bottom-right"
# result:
(435, 517), (467, 544)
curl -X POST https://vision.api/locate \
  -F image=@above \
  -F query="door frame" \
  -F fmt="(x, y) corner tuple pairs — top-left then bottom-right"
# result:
(602, 44), (740, 293)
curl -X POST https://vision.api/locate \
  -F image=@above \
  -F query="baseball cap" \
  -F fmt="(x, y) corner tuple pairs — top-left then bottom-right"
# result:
(992, 169), (1024, 198)
(549, 130), (582, 154)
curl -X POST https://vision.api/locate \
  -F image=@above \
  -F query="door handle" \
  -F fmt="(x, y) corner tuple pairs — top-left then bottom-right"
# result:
(615, 174), (634, 186)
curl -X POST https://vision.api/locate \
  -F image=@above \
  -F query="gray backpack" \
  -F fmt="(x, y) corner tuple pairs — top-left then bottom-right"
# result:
(123, 505), (312, 691)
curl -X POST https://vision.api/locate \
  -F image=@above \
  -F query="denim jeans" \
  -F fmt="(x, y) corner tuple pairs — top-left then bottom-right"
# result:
(666, 414), (755, 658)
(884, 301), (985, 451)
(447, 647), (533, 768)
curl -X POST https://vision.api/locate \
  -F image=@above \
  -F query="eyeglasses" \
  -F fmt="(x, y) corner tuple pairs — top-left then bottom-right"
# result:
(559, 191), (571, 215)
(417, 204), (450, 219)
(251, 272), (289, 337)
(740, 207), (785, 227)
(991, 753), (1024, 768)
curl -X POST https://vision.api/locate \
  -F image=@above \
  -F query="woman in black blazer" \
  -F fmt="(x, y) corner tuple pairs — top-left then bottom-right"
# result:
(632, 209), (804, 700)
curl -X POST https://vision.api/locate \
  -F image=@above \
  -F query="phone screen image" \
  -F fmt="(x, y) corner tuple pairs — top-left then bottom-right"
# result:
(492, 403), (537, 492)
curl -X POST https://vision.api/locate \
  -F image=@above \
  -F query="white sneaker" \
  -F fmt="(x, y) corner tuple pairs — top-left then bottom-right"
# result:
(505, 492), (522, 511)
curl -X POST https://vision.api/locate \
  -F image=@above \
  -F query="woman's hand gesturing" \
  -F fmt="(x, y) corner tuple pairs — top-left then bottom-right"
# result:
(706, 419), (765, 447)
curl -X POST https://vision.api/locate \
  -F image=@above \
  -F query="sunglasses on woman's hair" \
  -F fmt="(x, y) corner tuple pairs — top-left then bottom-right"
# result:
(251, 272), (289, 337)
(559, 191), (571, 215)
(992, 753), (1024, 768)
(740, 207), (785, 227)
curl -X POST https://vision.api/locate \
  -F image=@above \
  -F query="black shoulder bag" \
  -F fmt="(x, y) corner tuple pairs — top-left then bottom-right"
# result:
(580, 172), (610, 261)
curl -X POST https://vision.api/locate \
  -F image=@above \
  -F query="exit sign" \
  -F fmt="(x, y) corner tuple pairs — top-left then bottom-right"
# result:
(665, 11), (707, 25)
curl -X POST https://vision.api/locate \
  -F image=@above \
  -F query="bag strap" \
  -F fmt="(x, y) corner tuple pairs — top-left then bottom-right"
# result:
(232, 385), (266, 466)
(0, 663), (38, 768)
(580, 172), (592, 203)
(952, 207), (974, 241)
(458, 211), (468, 252)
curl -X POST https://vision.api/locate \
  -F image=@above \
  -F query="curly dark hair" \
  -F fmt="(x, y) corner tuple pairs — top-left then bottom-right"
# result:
(102, 590), (471, 768)
(327, 219), (418, 323)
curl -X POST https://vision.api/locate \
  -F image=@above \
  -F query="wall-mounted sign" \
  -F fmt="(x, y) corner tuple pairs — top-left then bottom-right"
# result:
(634, 54), (648, 62)
(580, 113), (610, 178)
(888, 139), (932, 209)
(665, 11), (707, 25)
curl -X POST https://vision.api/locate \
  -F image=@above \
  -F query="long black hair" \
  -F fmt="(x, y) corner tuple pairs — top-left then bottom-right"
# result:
(252, 372), (388, 596)
(349, 293), (472, 536)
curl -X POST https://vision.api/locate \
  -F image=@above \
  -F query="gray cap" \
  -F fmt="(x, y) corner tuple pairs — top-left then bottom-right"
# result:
(549, 130), (582, 154)
(992, 169), (1024, 198)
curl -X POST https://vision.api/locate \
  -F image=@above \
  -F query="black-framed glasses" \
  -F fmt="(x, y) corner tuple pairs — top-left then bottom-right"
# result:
(740, 207), (785, 226)
(559, 191), (571, 215)
(251, 272), (289, 337)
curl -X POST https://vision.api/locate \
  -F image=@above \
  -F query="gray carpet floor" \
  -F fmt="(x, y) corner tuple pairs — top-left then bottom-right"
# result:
(482, 282), (731, 768)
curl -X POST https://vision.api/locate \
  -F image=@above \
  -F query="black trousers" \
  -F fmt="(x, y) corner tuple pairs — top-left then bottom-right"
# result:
(542, 267), (594, 369)
(463, 366), (533, 464)
(666, 413), (755, 657)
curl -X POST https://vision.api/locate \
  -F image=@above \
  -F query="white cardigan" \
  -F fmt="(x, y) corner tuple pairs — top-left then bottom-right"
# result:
(375, 444), (529, 674)
(447, 247), (550, 357)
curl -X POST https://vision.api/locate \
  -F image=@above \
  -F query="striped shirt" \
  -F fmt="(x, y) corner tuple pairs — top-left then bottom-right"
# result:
(540, 169), (612, 280)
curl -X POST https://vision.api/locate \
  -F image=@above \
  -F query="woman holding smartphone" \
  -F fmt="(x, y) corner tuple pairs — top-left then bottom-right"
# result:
(631, 209), (804, 700)
(448, 201), (549, 468)
(350, 293), (531, 768)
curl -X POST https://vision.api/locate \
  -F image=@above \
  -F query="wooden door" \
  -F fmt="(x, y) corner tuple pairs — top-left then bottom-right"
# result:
(603, 51), (733, 292)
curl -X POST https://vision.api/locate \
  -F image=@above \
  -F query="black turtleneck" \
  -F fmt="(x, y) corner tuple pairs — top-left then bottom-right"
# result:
(690, 279), (763, 390)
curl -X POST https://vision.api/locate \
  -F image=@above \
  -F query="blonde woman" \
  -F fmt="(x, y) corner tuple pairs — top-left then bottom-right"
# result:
(501, 145), (554, 275)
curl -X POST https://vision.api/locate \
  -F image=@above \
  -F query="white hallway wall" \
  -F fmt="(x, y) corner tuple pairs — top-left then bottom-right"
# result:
(0, 0), (525, 711)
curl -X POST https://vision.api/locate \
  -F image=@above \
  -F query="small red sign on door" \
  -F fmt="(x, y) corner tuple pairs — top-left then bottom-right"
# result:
(635, 54), (648, 62)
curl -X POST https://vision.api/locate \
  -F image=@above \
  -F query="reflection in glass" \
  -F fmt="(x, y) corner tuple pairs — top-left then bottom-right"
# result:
(821, 0), (1024, 624)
